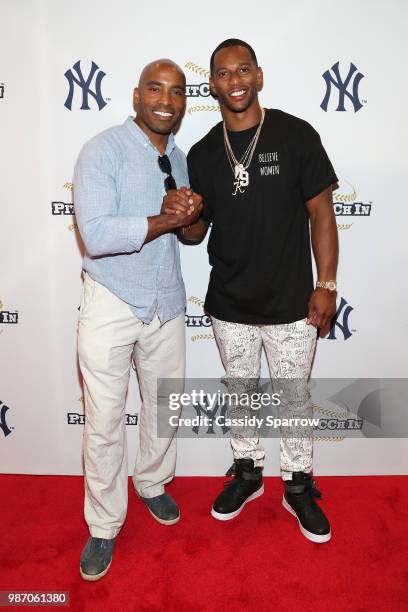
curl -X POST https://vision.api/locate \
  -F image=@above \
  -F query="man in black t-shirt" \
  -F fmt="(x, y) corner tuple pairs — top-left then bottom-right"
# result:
(162, 39), (339, 543)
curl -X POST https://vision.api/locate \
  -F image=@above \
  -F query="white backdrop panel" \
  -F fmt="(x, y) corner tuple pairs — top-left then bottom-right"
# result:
(0, 0), (407, 475)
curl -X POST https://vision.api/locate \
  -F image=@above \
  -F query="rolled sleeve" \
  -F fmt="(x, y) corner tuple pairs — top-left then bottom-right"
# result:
(127, 216), (148, 252)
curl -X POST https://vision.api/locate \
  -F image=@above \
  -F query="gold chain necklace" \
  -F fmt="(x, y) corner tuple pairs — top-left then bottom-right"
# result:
(223, 108), (265, 196)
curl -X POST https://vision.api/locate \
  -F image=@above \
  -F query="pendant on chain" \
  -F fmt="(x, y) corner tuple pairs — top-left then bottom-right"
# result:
(233, 164), (249, 195)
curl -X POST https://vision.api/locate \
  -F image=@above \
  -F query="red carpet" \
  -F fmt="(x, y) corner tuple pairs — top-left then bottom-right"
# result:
(1, 475), (407, 611)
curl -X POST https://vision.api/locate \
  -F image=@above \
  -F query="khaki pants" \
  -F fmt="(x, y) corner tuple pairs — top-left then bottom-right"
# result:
(211, 316), (317, 480)
(78, 273), (185, 539)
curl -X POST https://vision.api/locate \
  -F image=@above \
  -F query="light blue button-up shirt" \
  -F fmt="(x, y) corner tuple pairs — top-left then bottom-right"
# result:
(74, 117), (188, 324)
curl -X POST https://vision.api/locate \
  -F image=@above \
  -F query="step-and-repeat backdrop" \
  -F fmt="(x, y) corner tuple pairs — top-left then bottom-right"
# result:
(1, 0), (407, 475)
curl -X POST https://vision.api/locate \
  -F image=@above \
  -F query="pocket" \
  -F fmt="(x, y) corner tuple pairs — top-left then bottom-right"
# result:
(79, 272), (96, 316)
(295, 317), (317, 340)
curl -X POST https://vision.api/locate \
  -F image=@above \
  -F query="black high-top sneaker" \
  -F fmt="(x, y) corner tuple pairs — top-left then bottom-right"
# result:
(283, 472), (331, 543)
(211, 458), (264, 521)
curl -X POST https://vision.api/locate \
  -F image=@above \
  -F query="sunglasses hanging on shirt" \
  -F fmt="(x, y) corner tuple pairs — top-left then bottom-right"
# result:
(158, 154), (177, 192)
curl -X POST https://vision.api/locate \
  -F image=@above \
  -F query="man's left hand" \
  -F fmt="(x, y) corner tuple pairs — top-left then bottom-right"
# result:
(306, 288), (337, 337)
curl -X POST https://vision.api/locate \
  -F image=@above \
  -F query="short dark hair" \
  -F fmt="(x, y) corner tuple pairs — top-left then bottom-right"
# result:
(210, 39), (258, 74)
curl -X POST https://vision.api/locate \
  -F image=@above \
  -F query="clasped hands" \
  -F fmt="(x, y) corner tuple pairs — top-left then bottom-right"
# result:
(161, 187), (203, 228)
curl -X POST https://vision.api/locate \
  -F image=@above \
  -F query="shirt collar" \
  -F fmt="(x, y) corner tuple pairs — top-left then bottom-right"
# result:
(124, 116), (175, 156)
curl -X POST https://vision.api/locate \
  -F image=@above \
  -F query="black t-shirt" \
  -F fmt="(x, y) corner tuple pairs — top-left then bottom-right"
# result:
(187, 108), (338, 325)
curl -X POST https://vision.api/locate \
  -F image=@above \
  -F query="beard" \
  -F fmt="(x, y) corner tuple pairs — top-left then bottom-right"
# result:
(217, 87), (258, 114)
(136, 107), (178, 136)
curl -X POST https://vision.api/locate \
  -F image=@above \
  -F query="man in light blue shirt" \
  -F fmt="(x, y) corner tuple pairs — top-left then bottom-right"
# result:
(75, 59), (202, 581)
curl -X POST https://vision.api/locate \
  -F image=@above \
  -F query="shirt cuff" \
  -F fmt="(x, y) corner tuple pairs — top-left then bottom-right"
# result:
(127, 216), (148, 252)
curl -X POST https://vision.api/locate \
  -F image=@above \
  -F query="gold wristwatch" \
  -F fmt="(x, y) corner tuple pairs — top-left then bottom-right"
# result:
(316, 280), (337, 291)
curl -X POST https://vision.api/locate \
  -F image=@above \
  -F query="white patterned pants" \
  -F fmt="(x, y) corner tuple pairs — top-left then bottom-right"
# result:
(211, 316), (317, 480)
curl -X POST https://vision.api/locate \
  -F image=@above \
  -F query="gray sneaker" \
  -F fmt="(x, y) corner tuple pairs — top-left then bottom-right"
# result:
(80, 537), (116, 581)
(141, 492), (180, 525)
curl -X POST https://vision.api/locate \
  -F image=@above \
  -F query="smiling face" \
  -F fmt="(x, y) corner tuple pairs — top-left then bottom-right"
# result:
(134, 60), (186, 139)
(210, 45), (263, 115)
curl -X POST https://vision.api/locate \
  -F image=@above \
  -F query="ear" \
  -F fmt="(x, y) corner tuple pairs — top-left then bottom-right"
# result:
(256, 66), (264, 92)
(209, 75), (218, 99)
(133, 87), (140, 106)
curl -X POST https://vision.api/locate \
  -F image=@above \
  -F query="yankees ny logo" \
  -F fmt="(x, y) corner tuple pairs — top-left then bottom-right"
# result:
(191, 399), (229, 435)
(0, 400), (12, 437)
(64, 60), (107, 111)
(320, 61), (364, 112)
(327, 297), (354, 340)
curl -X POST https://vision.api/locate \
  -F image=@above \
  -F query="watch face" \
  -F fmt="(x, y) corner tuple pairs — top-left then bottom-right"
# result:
(328, 281), (336, 291)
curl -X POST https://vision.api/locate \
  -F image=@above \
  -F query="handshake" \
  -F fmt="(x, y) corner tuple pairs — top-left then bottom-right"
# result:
(160, 187), (203, 229)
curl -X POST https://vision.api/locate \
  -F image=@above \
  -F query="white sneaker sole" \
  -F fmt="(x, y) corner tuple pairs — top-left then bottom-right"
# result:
(80, 559), (112, 582)
(211, 484), (264, 521)
(282, 496), (331, 543)
(146, 506), (180, 525)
